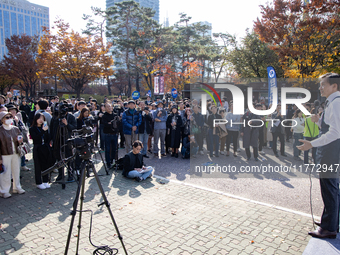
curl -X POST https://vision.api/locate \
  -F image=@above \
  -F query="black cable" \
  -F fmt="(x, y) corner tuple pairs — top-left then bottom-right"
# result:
(76, 209), (118, 255)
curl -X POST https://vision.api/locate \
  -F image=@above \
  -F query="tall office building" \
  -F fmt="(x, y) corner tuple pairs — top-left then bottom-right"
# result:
(106, 0), (159, 23)
(0, 0), (49, 59)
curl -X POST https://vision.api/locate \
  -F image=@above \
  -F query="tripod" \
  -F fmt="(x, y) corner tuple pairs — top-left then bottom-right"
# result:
(64, 154), (128, 255)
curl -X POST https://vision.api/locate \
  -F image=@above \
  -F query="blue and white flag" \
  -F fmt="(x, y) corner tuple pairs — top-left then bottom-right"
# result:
(267, 66), (277, 106)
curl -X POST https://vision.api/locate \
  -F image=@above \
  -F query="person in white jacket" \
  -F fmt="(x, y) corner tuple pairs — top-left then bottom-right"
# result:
(291, 109), (305, 160)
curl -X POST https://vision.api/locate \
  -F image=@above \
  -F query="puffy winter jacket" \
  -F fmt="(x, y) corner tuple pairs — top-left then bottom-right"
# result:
(122, 109), (142, 135)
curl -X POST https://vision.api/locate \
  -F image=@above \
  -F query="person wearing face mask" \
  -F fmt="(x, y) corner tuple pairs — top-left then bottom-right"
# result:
(0, 111), (25, 198)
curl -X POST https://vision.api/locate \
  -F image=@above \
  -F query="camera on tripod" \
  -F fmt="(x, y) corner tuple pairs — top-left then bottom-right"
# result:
(82, 116), (95, 128)
(68, 126), (95, 160)
(53, 102), (69, 120)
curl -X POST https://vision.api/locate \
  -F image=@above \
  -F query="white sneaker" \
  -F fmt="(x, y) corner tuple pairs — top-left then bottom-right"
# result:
(1, 192), (11, 198)
(21, 166), (31, 171)
(12, 188), (25, 194)
(220, 151), (225, 155)
(260, 151), (265, 155)
(37, 184), (46, 190)
(43, 183), (51, 188)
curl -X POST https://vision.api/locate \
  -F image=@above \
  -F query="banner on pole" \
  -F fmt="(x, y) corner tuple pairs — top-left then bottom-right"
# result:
(159, 76), (165, 95)
(267, 66), (277, 106)
(154, 77), (159, 95)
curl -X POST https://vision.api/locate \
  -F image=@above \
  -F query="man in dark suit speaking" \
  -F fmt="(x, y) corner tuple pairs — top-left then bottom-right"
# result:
(298, 73), (340, 239)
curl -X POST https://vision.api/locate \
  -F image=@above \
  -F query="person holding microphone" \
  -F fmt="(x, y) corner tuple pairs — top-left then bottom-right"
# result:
(298, 73), (340, 239)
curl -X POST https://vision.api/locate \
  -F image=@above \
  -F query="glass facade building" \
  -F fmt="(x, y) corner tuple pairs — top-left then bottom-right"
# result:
(0, 0), (49, 59)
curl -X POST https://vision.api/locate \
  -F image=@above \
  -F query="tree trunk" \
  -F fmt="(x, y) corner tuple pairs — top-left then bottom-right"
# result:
(76, 84), (81, 99)
(25, 88), (29, 100)
(127, 75), (131, 97)
(33, 83), (36, 98)
(135, 72), (140, 92)
(107, 77), (112, 96)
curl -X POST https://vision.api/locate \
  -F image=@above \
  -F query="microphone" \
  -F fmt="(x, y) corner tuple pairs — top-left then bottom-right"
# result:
(314, 100), (320, 115)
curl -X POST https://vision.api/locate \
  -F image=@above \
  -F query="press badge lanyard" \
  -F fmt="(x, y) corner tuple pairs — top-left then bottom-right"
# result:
(37, 127), (45, 145)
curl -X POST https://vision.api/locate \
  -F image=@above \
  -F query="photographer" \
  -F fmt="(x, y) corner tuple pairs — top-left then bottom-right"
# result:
(102, 103), (119, 169)
(113, 103), (125, 149)
(122, 140), (152, 182)
(98, 104), (106, 151)
(76, 107), (92, 129)
(50, 102), (77, 182)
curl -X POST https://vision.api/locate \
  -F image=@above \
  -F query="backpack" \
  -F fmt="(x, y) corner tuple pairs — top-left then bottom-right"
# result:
(113, 157), (125, 170)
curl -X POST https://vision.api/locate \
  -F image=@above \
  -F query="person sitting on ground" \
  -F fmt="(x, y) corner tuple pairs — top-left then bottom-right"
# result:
(122, 140), (153, 182)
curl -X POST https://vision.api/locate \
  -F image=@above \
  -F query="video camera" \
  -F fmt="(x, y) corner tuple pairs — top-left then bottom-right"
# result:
(113, 104), (123, 116)
(67, 126), (95, 160)
(53, 102), (69, 120)
(82, 116), (95, 128)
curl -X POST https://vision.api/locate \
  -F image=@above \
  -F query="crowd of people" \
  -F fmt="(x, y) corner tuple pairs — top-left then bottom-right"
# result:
(0, 91), (325, 198)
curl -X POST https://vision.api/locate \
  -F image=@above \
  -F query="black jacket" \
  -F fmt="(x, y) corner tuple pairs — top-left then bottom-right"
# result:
(19, 104), (30, 117)
(102, 112), (119, 134)
(29, 126), (50, 145)
(49, 112), (77, 142)
(207, 113), (222, 129)
(138, 113), (153, 134)
(122, 152), (144, 177)
(192, 112), (204, 127)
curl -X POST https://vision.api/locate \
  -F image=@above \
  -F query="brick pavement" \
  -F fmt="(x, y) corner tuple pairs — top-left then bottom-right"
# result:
(0, 152), (313, 255)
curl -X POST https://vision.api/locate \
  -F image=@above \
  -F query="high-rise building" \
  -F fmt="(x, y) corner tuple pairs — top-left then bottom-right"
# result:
(0, 0), (49, 59)
(106, 0), (159, 23)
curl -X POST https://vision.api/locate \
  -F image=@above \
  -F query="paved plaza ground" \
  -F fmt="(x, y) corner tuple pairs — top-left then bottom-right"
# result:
(0, 141), (337, 254)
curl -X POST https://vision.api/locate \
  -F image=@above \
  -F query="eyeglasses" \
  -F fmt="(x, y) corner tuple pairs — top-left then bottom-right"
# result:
(5, 116), (13, 119)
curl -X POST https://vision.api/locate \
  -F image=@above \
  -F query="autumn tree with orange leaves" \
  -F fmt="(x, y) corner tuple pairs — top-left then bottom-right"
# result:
(254, 0), (340, 78)
(2, 34), (40, 97)
(37, 20), (113, 98)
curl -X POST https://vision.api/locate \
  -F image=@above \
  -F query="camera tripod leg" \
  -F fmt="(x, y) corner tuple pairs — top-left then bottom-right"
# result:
(75, 164), (87, 254)
(114, 134), (119, 172)
(92, 164), (128, 255)
(64, 161), (86, 255)
(94, 144), (109, 175)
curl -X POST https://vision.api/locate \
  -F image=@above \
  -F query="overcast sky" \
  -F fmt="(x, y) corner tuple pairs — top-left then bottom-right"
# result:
(32, 0), (266, 39)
